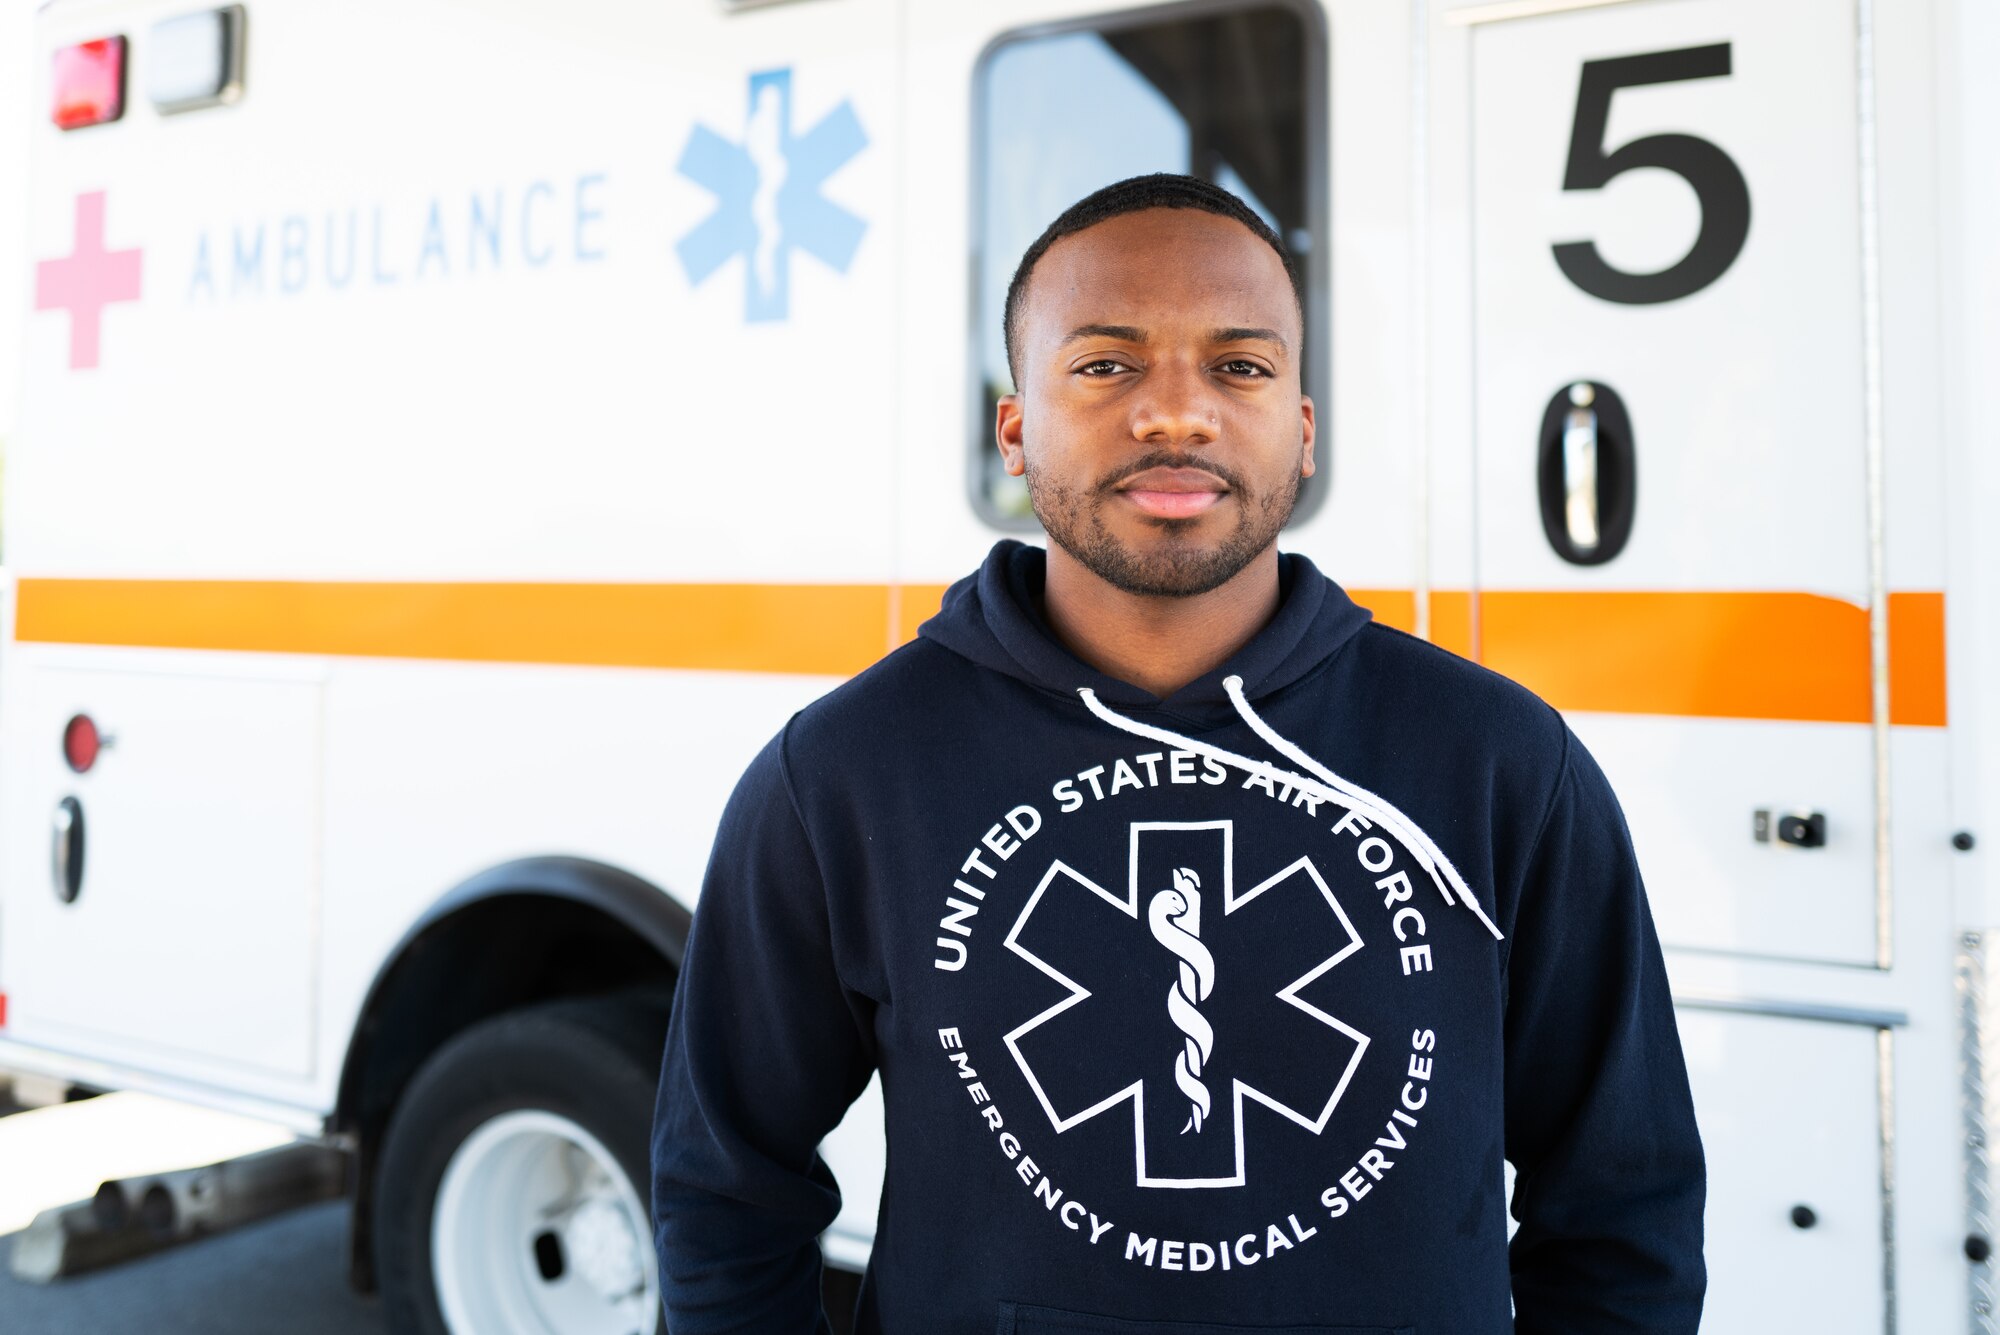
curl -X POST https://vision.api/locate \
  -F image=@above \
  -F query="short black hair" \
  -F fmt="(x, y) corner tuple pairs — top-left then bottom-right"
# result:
(1001, 172), (1303, 386)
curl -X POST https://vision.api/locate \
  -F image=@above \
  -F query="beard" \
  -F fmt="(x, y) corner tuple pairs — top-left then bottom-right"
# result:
(1025, 446), (1302, 597)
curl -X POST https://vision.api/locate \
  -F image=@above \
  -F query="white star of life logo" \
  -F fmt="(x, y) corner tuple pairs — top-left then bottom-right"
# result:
(1002, 821), (1370, 1189)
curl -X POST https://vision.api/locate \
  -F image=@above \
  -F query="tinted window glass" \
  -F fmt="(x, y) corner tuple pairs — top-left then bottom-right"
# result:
(972, 3), (1324, 526)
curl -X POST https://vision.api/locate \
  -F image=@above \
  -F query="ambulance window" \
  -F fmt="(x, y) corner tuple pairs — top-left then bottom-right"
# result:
(971, 2), (1327, 529)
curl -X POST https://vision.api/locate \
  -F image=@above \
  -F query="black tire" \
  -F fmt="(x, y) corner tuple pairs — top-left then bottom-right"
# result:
(373, 991), (670, 1335)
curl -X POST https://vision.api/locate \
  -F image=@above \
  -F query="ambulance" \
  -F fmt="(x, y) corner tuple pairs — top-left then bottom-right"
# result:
(6, 0), (1996, 1330)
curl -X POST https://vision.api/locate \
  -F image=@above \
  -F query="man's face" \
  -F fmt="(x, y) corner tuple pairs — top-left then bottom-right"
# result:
(997, 208), (1315, 598)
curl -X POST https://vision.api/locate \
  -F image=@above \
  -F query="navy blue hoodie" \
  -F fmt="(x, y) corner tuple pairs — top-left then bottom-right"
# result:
(652, 539), (1705, 1334)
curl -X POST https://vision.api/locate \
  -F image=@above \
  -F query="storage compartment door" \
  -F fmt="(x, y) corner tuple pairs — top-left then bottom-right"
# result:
(2, 665), (322, 1081)
(1677, 1007), (1885, 1332)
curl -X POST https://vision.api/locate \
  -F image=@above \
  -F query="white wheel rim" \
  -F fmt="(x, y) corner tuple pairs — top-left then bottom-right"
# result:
(433, 1108), (658, 1335)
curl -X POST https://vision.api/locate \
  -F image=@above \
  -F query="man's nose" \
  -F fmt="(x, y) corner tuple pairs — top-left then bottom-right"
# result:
(1128, 359), (1220, 447)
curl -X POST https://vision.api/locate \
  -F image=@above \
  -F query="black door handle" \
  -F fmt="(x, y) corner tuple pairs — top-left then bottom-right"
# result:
(1538, 380), (1636, 565)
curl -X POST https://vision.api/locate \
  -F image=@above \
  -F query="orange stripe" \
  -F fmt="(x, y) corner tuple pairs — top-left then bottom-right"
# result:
(1473, 590), (1946, 727)
(16, 579), (899, 677)
(13, 579), (1947, 725)
(1350, 589), (1414, 635)
(1431, 591), (1477, 662)
(1887, 591), (1948, 727)
(897, 585), (951, 646)
(1480, 591), (1868, 723)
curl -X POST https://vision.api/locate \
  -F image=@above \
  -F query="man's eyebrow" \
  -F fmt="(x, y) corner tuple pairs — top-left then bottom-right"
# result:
(1212, 326), (1289, 352)
(1059, 324), (1148, 346)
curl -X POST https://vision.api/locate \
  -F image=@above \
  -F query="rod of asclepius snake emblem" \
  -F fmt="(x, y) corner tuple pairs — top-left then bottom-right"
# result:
(1148, 867), (1216, 1134)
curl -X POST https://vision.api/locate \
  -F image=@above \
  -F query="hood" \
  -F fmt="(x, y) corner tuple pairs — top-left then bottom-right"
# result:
(916, 538), (1374, 719)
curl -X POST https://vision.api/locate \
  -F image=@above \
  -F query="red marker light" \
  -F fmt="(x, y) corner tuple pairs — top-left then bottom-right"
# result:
(63, 715), (102, 773)
(52, 37), (127, 130)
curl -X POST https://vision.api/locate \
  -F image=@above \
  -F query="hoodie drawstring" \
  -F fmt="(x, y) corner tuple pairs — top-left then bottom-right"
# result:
(1078, 676), (1505, 942)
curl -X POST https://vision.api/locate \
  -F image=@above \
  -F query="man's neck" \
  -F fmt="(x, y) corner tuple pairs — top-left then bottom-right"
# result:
(1039, 544), (1283, 700)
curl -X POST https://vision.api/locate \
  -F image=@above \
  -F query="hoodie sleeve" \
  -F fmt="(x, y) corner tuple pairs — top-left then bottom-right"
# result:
(1502, 723), (1707, 1333)
(651, 724), (878, 1335)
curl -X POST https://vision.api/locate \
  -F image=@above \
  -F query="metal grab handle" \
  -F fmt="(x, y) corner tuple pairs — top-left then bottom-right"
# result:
(1536, 379), (1634, 567)
(1562, 382), (1601, 552)
(53, 796), (85, 904)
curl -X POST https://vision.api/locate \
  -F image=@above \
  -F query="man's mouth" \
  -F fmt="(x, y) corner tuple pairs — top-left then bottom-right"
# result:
(1114, 466), (1231, 520)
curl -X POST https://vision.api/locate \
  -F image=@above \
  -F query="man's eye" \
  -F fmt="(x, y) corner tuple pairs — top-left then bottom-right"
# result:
(1220, 360), (1269, 377)
(1078, 359), (1126, 376)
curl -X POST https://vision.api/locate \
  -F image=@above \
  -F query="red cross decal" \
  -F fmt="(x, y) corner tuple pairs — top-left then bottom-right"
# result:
(35, 191), (144, 371)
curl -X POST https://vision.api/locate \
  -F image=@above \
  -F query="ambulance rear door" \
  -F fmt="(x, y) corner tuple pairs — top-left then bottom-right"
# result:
(1444, 0), (1887, 1328)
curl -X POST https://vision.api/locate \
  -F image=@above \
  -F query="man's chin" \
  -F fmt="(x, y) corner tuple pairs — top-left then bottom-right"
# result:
(1065, 537), (1260, 599)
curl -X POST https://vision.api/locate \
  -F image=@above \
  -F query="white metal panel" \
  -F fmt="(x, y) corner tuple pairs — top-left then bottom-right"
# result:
(1940, 0), (2000, 933)
(1678, 1008), (1884, 1333)
(1295, 0), (1423, 589)
(20, 0), (899, 585)
(1572, 712), (1876, 963)
(1871, 0), (1945, 602)
(1887, 729), (1972, 1335)
(1425, 3), (1481, 607)
(312, 657), (833, 1113)
(1470, 0), (1867, 597)
(0, 662), (323, 1080)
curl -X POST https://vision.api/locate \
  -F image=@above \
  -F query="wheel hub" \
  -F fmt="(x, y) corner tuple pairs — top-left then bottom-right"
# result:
(562, 1194), (646, 1301)
(432, 1108), (658, 1335)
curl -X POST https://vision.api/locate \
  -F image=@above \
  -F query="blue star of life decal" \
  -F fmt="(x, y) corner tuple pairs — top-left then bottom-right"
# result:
(1003, 821), (1371, 1190)
(674, 68), (868, 322)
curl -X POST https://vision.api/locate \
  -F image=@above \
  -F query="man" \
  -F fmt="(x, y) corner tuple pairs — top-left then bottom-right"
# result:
(652, 174), (1706, 1334)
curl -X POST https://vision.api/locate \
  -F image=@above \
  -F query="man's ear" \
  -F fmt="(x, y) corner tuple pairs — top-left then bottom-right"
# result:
(996, 393), (1027, 478)
(1299, 395), (1317, 479)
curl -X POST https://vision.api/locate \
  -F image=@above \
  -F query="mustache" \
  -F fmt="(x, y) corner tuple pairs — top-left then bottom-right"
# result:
(1094, 450), (1247, 494)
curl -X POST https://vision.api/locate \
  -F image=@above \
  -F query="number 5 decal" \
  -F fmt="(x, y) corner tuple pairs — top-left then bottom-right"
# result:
(1553, 42), (1751, 305)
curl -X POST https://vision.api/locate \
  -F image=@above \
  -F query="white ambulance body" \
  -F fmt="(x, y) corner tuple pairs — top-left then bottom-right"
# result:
(6, 0), (1997, 1330)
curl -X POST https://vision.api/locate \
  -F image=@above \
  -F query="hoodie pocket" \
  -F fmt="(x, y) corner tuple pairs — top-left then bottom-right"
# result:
(994, 1303), (1414, 1335)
